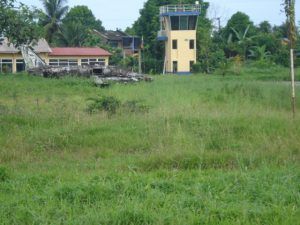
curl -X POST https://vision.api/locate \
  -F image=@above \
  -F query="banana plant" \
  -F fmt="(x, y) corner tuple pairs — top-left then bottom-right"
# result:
(249, 45), (271, 61)
(227, 25), (256, 60)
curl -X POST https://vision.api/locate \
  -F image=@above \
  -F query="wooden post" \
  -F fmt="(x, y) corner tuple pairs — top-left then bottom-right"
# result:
(290, 49), (296, 118)
(284, 0), (297, 118)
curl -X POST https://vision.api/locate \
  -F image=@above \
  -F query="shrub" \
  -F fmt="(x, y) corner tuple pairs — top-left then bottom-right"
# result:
(87, 96), (121, 115)
(230, 55), (243, 75)
(217, 59), (232, 76)
(0, 167), (10, 182)
(192, 63), (202, 73)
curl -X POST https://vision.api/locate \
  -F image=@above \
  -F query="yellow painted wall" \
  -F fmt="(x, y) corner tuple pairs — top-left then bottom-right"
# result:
(0, 53), (110, 73)
(165, 30), (197, 73)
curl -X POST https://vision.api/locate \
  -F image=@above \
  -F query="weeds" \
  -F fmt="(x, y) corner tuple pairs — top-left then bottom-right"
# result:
(87, 97), (150, 115)
(122, 100), (150, 113)
(86, 96), (121, 115)
(0, 167), (10, 182)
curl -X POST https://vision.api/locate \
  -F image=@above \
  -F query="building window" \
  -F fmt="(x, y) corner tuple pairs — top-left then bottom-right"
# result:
(189, 40), (195, 49)
(180, 16), (188, 30)
(190, 61), (195, 72)
(49, 59), (59, 66)
(173, 61), (178, 73)
(49, 59), (78, 66)
(171, 16), (180, 30)
(68, 59), (78, 66)
(171, 16), (198, 31)
(188, 16), (197, 30)
(59, 59), (68, 66)
(16, 59), (26, 72)
(0, 59), (13, 73)
(172, 40), (178, 49)
(81, 58), (106, 66)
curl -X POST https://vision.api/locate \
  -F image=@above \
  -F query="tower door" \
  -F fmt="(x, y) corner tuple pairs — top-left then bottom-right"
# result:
(173, 61), (178, 73)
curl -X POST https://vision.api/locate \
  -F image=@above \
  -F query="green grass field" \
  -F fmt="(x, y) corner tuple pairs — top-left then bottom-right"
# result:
(0, 67), (299, 224)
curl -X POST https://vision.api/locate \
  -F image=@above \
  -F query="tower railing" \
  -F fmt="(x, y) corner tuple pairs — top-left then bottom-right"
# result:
(159, 4), (200, 14)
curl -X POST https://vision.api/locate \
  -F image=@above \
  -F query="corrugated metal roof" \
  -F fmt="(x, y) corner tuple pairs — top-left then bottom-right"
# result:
(94, 30), (129, 41)
(49, 47), (112, 56)
(0, 38), (52, 53)
(0, 38), (19, 53)
(34, 39), (52, 53)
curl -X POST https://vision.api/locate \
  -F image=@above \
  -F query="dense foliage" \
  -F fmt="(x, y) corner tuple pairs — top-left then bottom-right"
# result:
(0, 0), (41, 46)
(39, 0), (68, 44)
(53, 5), (104, 47)
(38, 1), (104, 47)
(128, 0), (300, 73)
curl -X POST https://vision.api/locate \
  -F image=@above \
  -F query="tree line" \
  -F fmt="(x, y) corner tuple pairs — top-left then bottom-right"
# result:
(128, 0), (299, 73)
(0, 0), (104, 47)
(0, 0), (299, 73)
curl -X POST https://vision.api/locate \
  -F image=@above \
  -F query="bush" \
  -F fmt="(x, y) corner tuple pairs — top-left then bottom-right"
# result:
(196, 48), (226, 73)
(0, 167), (10, 182)
(87, 96), (121, 115)
(192, 63), (202, 73)
(217, 59), (232, 76)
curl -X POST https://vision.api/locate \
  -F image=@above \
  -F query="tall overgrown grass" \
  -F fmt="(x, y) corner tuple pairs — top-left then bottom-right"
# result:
(0, 67), (299, 224)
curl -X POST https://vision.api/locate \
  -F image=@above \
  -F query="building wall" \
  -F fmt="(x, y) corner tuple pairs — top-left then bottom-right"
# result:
(0, 53), (109, 73)
(165, 30), (197, 73)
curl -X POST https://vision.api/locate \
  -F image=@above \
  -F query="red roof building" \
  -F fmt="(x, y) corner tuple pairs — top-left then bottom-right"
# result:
(0, 38), (112, 73)
(49, 47), (112, 57)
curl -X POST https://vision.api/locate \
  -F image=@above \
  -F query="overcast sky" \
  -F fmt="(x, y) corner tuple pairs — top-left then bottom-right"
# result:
(21, 0), (300, 30)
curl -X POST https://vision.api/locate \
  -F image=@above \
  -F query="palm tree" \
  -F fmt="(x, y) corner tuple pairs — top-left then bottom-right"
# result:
(39, 0), (68, 44)
(55, 22), (87, 47)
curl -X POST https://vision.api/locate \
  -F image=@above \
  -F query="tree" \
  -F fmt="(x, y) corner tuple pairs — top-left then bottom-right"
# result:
(0, 0), (41, 46)
(196, 17), (225, 73)
(54, 22), (87, 47)
(54, 5), (105, 47)
(258, 21), (272, 34)
(222, 12), (256, 42)
(39, 0), (68, 44)
(62, 5), (104, 32)
(229, 25), (256, 60)
(221, 12), (257, 60)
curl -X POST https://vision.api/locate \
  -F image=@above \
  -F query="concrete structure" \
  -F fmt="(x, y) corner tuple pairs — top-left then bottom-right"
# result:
(0, 38), (111, 73)
(158, 4), (200, 74)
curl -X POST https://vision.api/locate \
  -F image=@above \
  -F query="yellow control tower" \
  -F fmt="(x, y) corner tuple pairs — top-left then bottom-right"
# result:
(158, 3), (200, 74)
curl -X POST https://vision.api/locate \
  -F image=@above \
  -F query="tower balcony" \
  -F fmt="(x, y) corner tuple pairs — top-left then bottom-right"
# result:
(159, 4), (200, 16)
(157, 30), (168, 41)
